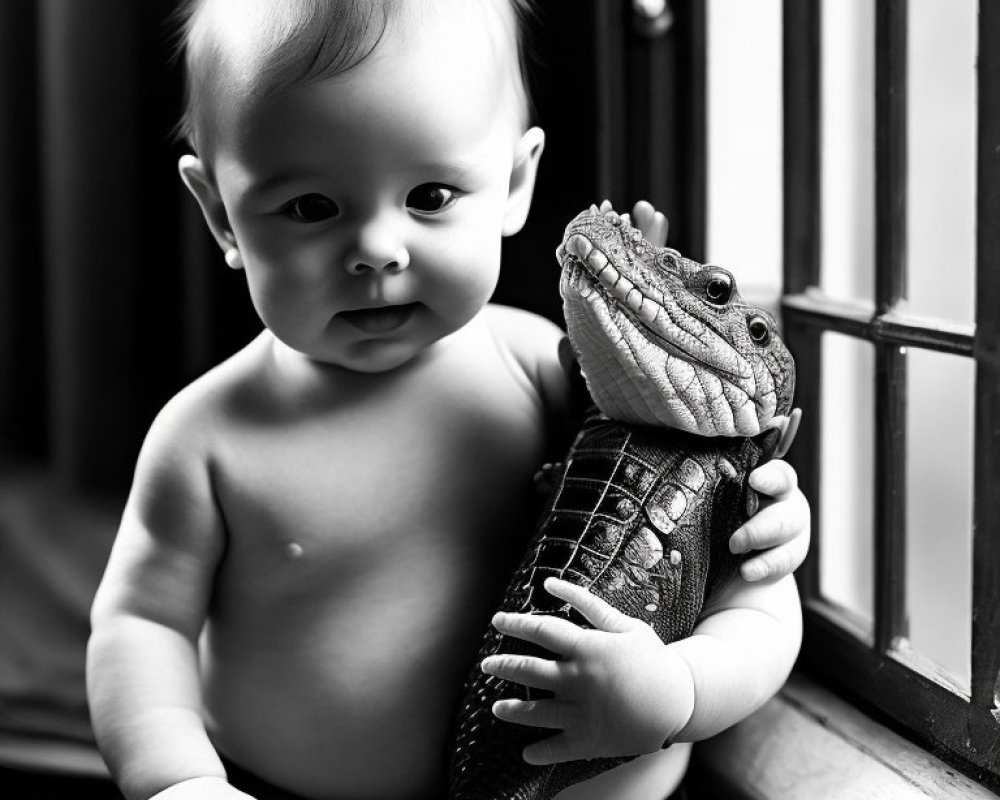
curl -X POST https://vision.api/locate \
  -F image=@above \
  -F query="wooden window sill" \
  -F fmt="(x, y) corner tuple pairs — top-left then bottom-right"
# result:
(689, 671), (998, 799)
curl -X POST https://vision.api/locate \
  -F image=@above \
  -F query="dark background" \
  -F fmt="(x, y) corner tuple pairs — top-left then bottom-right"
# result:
(0, 0), (703, 494)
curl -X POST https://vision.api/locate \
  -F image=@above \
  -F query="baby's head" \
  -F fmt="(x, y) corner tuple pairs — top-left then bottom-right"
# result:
(176, 0), (537, 161)
(176, 0), (545, 373)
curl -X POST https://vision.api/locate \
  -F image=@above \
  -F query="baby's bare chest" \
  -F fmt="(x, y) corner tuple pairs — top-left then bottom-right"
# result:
(208, 369), (549, 623)
(195, 329), (565, 788)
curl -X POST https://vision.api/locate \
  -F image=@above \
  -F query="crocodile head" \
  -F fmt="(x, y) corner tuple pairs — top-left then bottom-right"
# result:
(557, 204), (796, 437)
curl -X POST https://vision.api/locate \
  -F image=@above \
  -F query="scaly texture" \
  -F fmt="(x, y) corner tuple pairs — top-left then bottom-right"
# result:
(449, 206), (797, 800)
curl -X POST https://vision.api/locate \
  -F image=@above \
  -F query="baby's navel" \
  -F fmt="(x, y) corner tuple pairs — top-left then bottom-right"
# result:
(284, 542), (305, 560)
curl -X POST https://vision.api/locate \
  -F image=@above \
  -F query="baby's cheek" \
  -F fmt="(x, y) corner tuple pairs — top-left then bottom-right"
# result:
(431, 246), (501, 304)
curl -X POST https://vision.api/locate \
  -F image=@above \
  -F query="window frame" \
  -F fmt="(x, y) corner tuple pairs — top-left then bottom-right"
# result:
(782, 0), (1000, 783)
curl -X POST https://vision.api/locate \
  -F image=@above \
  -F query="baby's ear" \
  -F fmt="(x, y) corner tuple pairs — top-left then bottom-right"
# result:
(178, 155), (238, 257)
(502, 126), (545, 236)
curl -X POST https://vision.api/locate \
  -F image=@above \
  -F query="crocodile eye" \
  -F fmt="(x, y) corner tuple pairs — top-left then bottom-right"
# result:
(705, 273), (733, 305)
(748, 315), (771, 346)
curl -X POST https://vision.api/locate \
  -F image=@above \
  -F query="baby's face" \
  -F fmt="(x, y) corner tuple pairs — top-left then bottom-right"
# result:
(202, 4), (536, 373)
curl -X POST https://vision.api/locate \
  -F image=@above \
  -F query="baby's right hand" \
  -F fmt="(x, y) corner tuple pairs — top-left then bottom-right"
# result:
(484, 578), (695, 763)
(150, 777), (256, 800)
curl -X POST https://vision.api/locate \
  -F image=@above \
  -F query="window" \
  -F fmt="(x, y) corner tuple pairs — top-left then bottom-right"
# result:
(779, 0), (1000, 782)
(569, 0), (999, 788)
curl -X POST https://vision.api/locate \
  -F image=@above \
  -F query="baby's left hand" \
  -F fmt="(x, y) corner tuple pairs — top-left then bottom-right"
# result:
(600, 199), (670, 247)
(627, 200), (669, 247)
(482, 578), (694, 765)
(729, 459), (811, 581)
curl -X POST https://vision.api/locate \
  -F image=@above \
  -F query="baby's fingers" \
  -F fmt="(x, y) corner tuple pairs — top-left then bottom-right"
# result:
(492, 698), (573, 732)
(522, 732), (595, 766)
(730, 491), (809, 554)
(542, 578), (642, 634)
(481, 654), (561, 691)
(491, 610), (581, 654)
(748, 459), (798, 499)
(739, 532), (810, 581)
(630, 200), (669, 247)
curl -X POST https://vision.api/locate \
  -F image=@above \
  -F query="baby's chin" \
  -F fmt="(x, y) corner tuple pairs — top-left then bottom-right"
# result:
(321, 332), (445, 375)
(334, 346), (424, 374)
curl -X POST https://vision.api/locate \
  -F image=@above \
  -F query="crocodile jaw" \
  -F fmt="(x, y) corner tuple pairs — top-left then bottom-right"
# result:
(557, 208), (788, 436)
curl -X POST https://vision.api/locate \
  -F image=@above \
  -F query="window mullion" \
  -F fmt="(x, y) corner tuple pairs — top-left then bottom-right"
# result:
(873, 0), (908, 655)
(971, 0), (1000, 748)
(781, 0), (821, 601)
(782, 0), (820, 295)
(873, 346), (907, 653)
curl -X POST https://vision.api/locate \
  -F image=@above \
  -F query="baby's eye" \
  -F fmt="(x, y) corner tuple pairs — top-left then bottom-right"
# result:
(281, 194), (340, 223)
(407, 184), (459, 215)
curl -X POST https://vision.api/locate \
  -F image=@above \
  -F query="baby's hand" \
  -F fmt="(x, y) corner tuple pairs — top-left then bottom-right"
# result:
(729, 460), (811, 581)
(597, 199), (669, 247)
(482, 578), (694, 765)
(629, 200), (669, 247)
(150, 777), (256, 800)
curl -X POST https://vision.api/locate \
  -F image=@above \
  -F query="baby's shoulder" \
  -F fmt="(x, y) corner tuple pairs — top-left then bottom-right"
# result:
(480, 303), (572, 415)
(481, 304), (565, 364)
(143, 334), (270, 455)
(483, 302), (563, 336)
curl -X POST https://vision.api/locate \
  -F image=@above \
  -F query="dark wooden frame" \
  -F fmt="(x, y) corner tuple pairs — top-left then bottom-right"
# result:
(782, 0), (1000, 784)
(592, 0), (706, 259)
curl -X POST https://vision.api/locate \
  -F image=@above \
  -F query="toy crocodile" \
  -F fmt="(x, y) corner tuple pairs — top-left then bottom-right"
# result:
(449, 204), (799, 800)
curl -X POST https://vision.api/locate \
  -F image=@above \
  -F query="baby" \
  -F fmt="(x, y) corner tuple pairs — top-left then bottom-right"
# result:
(86, 2), (809, 799)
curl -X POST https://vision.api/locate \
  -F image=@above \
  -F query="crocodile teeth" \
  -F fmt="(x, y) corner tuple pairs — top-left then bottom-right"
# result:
(567, 234), (592, 261)
(614, 276), (634, 300)
(587, 249), (608, 271)
(638, 300), (659, 325)
(597, 265), (619, 288)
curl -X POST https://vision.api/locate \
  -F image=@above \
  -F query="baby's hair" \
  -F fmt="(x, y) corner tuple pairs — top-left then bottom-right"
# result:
(172, 0), (538, 154)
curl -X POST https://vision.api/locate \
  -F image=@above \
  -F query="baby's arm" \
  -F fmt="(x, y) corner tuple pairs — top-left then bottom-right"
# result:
(483, 573), (801, 764)
(659, 571), (801, 742)
(86, 398), (244, 800)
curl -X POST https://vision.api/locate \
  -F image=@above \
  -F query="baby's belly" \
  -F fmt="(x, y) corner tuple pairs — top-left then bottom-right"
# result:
(201, 533), (512, 799)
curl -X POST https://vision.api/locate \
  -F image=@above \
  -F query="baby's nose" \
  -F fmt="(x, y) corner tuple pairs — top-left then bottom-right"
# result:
(345, 250), (409, 275)
(344, 220), (410, 275)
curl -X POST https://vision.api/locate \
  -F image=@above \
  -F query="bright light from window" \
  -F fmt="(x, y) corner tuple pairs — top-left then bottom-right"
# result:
(706, 0), (783, 311)
(821, 0), (875, 304)
(907, 0), (977, 322)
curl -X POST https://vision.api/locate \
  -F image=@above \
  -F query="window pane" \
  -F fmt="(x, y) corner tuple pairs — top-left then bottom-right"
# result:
(819, 333), (874, 627)
(904, 348), (973, 692)
(706, 0), (782, 307)
(820, 0), (874, 304)
(906, 0), (976, 323)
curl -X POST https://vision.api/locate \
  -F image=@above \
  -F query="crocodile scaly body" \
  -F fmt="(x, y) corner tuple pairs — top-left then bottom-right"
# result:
(449, 206), (797, 800)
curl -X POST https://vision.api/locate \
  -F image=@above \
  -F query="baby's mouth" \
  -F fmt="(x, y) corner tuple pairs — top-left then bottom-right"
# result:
(338, 303), (419, 334)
